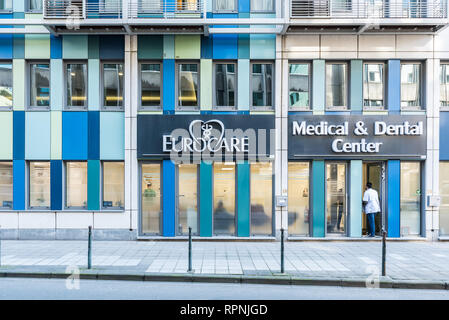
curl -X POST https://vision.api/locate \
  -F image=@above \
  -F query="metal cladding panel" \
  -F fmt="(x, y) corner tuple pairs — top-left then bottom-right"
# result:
(387, 160), (401, 238)
(237, 162), (250, 237)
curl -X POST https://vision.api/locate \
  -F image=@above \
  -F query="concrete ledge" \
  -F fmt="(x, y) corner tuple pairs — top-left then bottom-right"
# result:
(0, 270), (447, 290)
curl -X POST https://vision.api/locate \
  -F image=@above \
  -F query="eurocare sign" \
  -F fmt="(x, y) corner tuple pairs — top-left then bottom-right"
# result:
(288, 115), (426, 160)
(138, 115), (275, 162)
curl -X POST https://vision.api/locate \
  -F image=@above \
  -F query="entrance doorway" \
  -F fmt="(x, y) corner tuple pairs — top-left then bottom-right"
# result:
(362, 162), (386, 236)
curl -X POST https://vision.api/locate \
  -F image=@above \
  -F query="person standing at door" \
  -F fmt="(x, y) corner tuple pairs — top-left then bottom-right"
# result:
(363, 182), (381, 237)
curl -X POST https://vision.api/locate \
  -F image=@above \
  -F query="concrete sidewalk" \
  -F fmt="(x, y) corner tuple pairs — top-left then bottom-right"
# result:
(0, 240), (448, 289)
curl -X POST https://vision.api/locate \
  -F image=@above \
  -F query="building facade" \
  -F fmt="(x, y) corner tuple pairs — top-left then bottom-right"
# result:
(0, 0), (448, 240)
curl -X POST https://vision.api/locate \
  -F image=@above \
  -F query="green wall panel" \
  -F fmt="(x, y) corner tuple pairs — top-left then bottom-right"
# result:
(25, 111), (51, 160)
(237, 162), (250, 237)
(88, 59), (100, 111)
(87, 160), (100, 211)
(349, 160), (363, 237)
(25, 35), (50, 59)
(312, 60), (325, 114)
(100, 112), (124, 160)
(200, 59), (212, 111)
(238, 59), (250, 110)
(350, 60), (363, 111)
(13, 59), (25, 110)
(174, 35), (200, 59)
(200, 162), (213, 237)
(138, 35), (163, 59)
(50, 59), (63, 111)
(163, 35), (175, 59)
(0, 112), (13, 160)
(312, 160), (325, 237)
(51, 111), (62, 160)
(63, 35), (88, 59)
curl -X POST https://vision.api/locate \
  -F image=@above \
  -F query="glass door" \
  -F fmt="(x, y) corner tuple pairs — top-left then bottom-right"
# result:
(326, 163), (347, 235)
(439, 162), (449, 235)
(366, 162), (385, 235)
(177, 164), (198, 235)
(213, 163), (236, 235)
(288, 162), (310, 236)
(400, 162), (421, 236)
(141, 163), (161, 235)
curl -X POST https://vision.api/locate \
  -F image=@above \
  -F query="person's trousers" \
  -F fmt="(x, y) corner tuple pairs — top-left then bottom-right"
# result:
(367, 213), (376, 236)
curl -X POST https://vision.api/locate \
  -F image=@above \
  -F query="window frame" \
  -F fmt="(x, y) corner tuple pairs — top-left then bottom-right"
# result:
(250, 61), (275, 111)
(27, 161), (51, 210)
(100, 61), (125, 111)
(26, 0), (43, 13)
(400, 61), (424, 111)
(0, 161), (13, 210)
(288, 61), (312, 111)
(250, 0), (275, 13)
(213, 60), (238, 111)
(0, 60), (13, 110)
(101, 161), (125, 210)
(440, 62), (449, 111)
(362, 61), (386, 111)
(27, 60), (51, 111)
(213, 0), (238, 13)
(138, 61), (163, 111)
(325, 61), (349, 111)
(64, 61), (88, 111)
(64, 161), (88, 210)
(175, 61), (201, 111)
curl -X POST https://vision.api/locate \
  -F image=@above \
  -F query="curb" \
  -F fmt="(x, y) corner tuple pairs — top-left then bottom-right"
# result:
(0, 270), (448, 290)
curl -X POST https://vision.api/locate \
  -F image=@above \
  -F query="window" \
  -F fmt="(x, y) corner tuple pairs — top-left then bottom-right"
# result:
(251, 0), (274, 12)
(140, 63), (161, 109)
(326, 162), (347, 235)
(289, 63), (310, 109)
(326, 62), (348, 109)
(177, 164), (198, 235)
(28, 0), (42, 11)
(66, 162), (87, 209)
(29, 162), (50, 209)
(177, 0), (199, 11)
(102, 63), (124, 109)
(250, 162), (273, 236)
(177, 63), (199, 109)
(214, 0), (236, 12)
(251, 63), (273, 109)
(141, 163), (161, 235)
(288, 162), (310, 236)
(213, 162), (236, 235)
(401, 63), (422, 109)
(363, 63), (384, 109)
(400, 162), (421, 236)
(0, 63), (12, 108)
(0, 0), (12, 11)
(102, 162), (124, 209)
(440, 162), (449, 235)
(66, 62), (87, 109)
(440, 63), (449, 108)
(214, 62), (236, 109)
(0, 162), (12, 209)
(29, 63), (50, 109)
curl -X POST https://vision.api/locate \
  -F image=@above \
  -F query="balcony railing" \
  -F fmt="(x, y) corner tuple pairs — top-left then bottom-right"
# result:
(129, 0), (203, 18)
(291, 0), (447, 18)
(44, 0), (123, 19)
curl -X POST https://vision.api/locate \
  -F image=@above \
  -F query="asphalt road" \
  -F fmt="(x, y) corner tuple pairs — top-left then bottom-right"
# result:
(0, 278), (449, 300)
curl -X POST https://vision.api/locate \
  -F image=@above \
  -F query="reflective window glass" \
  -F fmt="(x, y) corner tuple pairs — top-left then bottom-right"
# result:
(103, 63), (123, 108)
(215, 0), (235, 11)
(252, 63), (273, 108)
(178, 164), (198, 235)
(289, 63), (309, 109)
(215, 63), (236, 108)
(0, 63), (12, 107)
(401, 63), (421, 109)
(0, 162), (12, 209)
(178, 63), (199, 108)
(251, 0), (273, 11)
(440, 64), (449, 107)
(103, 162), (124, 209)
(326, 63), (347, 109)
(250, 162), (272, 235)
(400, 162), (421, 236)
(66, 162), (87, 208)
(363, 63), (384, 108)
(326, 163), (347, 234)
(66, 63), (87, 108)
(29, 162), (50, 208)
(29, 0), (42, 10)
(288, 162), (310, 236)
(0, 0), (11, 10)
(213, 163), (235, 235)
(141, 163), (161, 234)
(141, 63), (161, 107)
(440, 162), (449, 235)
(30, 63), (50, 108)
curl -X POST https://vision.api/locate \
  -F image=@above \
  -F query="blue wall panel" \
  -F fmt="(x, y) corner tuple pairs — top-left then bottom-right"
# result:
(212, 34), (238, 59)
(0, 35), (12, 59)
(201, 35), (213, 59)
(50, 160), (63, 210)
(387, 60), (401, 113)
(239, 0), (250, 12)
(13, 111), (25, 160)
(87, 160), (100, 211)
(163, 59), (175, 111)
(50, 35), (63, 59)
(13, 160), (25, 210)
(62, 112), (88, 160)
(99, 35), (124, 60)
(387, 160), (400, 237)
(88, 111), (100, 160)
(312, 160), (325, 237)
(440, 112), (449, 160)
(163, 160), (176, 237)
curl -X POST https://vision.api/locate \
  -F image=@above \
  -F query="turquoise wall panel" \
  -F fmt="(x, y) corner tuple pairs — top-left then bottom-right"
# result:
(312, 160), (325, 237)
(238, 59), (250, 110)
(312, 60), (325, 113)
(200, 162), (213, 237)
(349, 160), (362, 237)
(163, 35), (175, 59)
(13, 35), (24, 59)
(87, 160), (100, 210)
(250, 35), (275, 60)
(100, 112), (124, 160)
(88, 59), (100, 111)
(162, 160), (176, 237)
(387, 160), (400, 237)
(25, 112), (51, 160)
(237, 162), (250, 237)
(50, 59), (63, 111)
(350, 60), (363, 111)
(13, 160), (25, 210)
(388, 60), (401, 113)
(238, 34), (250, 59)
(88, 35), (99, 59)
(63, 35), (88, 59)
